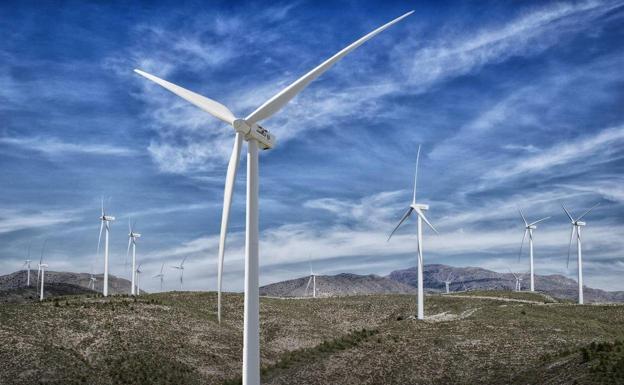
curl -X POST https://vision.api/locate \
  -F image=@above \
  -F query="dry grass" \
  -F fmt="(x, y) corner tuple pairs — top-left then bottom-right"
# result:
(0, 291), (622, 384)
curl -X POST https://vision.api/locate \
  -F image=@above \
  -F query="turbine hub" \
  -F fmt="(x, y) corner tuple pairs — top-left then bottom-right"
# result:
(233, 119), (275, 150)
(412, 203), (429, 210)
(576, 221), (586, 226)
(528, 225), (537, 230)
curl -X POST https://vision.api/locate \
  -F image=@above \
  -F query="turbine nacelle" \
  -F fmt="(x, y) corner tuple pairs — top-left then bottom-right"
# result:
(411, 203), (429, 211)
(38, 263), (48, 268)
(575, 221), (586, 226)
(526, 225), (537, 230)
(232, 119), (275, 150)
(100, 215), (115, 222)
(129, 232), (141, 239)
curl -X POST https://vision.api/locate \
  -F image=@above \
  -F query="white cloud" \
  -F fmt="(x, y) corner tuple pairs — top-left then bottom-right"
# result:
(0, 136), (136, 157)
(0, 208), (80, 234)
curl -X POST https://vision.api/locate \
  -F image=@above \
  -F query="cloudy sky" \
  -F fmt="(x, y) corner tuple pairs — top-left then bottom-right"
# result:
(1, 1), (623, 292)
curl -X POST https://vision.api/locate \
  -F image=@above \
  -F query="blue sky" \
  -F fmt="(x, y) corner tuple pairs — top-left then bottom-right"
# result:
(1, 0), (623, 292)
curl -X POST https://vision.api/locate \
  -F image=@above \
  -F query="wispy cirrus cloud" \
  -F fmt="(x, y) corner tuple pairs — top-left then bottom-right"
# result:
(0, 208), (80, 234)
(0, 136), (136, 157)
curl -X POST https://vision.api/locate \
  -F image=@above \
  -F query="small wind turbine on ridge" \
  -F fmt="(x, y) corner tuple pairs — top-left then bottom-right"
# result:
(97, 198), (115, 297)
(518, 208), (550, 292)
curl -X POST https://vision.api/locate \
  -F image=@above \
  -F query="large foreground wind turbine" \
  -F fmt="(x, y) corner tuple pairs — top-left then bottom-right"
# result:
(171, 256), (187, 291)
(518, 208), (550, 292)
(135, 11), (413, 385)
(562, 202), (599, 305)
(127, 220), (141, 295)
(388, 145), (438, 320)
(97, 199), (115, 297)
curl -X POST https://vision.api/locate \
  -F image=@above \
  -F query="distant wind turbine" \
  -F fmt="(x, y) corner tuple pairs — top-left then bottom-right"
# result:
(23, 243), (32, 287)
(562, 202), (599, 305)
(134, 11), (414, 385)
(153, 263), (165, 292)
(126, 220), (141, 296)
(97, 198), (115, 297)
(518, 208), (550, 292)
(135, 264), (142, 295)
(38, 245), (48, 301)
(88, 274), (97, 290)
(304, 260), (316, 298)
(388, 145), (438, 320)
(171, 256), (187, 291)
(443, 273), (454, 294)
(508, 269), (522, 292)
(36, 240), (47, 294)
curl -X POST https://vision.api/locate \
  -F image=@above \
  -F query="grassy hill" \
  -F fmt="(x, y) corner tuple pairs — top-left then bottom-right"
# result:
(0, 291), (623, 384)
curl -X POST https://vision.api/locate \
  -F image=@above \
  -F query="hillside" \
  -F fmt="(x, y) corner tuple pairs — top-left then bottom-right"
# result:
(0, 283), (96, 303)
(259, 273), (416, 297)
(388, 264), (624, 303)
(1, 270), (137, 295)
(0, 291), (623, 384)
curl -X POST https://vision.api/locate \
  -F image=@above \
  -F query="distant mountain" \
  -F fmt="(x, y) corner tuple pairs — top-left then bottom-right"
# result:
(388, 264), (624, 303)
(0, 270), (137, 296)
(260, 273), (416, 297)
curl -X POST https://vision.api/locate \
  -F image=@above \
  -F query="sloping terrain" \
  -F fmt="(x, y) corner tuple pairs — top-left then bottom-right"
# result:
(260, 273), (416, 297)
(0, 283), (96, 303)
(1, 270), (136, 295)
(389, 264), (624, 303)
(0, 291), (623, 384)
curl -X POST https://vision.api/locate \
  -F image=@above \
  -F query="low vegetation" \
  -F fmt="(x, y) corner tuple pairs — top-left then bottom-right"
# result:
(0, 291), (622, 384)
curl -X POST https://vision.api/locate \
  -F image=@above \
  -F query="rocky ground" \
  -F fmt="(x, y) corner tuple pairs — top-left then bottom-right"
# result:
(0, 291), (623, 384)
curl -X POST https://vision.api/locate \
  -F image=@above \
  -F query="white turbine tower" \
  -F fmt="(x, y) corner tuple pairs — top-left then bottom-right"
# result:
(23, 243), (32, 287)
(518, 208), (550, 292)
(304, 261), (316, 298)
(388, 145), (438, 320)
(126, 220), (141, 296)
(443, 273), (453, 294)
(135, 264), (142, 295)
(153, 263), (165, 292)
(97, 199), (115, 297)
(134, 11), (413, 385)
(562, 202), (599, 305)
(171, 256), (187, 291)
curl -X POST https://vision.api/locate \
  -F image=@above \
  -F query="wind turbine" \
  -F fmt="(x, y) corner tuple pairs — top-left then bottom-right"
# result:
(126, 220), (141, 296)
(97, 198), (115, 297)
(36, 240), (47, 293)
(508, 269), (521, 291)
(135, 263), (142, 295)
(518, 208), (550, 292)
(388, 145), (438, 320)
(88, 274), (97, 290)
(38, 245), (48, 301)
(153, 263), (165, 292)
(171, 256), (187, 291)
(562, 202), (599, 305)
(443, 273), (453, 294)
(23, 243), (32, 287)
(304, 260), (316, 298)
(134, 11), (413, 385)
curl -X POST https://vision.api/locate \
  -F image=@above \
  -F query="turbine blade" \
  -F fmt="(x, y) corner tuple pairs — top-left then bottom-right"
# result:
(529, 216), (550, 226)
(519, 229), (527, 262)
(244, 11), (414, 124)
(133, 69), (236, 125)
(125, 237), (132, 271)
(387, 207), (414, 241)
(160, 263), (164, 274)
(414, 207), (438, 234)
(217, 133), (243, 324)
(577, 202), (600, 221)
(181, 255), (187, 267)
(561, 203), (574, 222)
(97, 220), (104, 257)
(518, 208), (528, 226)
(101, 197), (104, 217)
(567, 226), (575, 268)
(412, 145), (421, 204)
